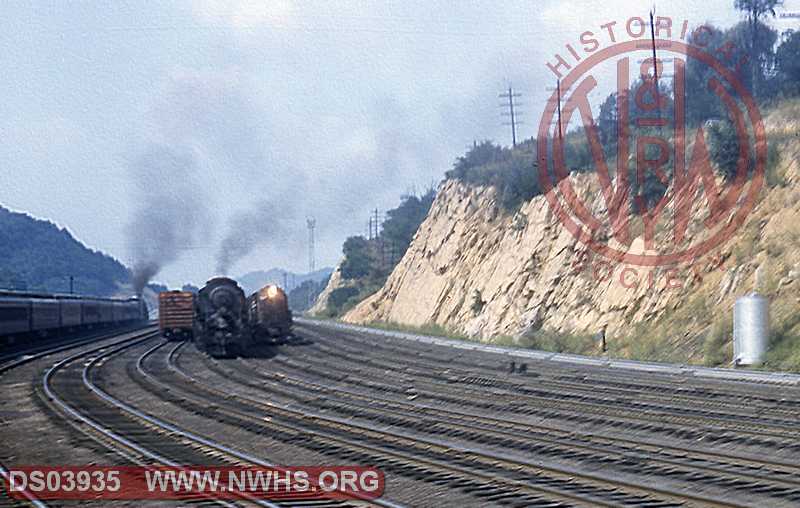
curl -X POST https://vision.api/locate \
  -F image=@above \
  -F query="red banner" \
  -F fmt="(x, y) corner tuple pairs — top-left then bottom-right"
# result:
(3, 466), (384, 500)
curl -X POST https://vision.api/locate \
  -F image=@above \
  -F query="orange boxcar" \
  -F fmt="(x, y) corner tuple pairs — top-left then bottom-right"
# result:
(158, 291), (195, 341)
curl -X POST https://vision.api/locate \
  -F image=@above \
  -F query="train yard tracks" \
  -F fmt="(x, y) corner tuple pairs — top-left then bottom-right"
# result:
(2, 321), (800, 506)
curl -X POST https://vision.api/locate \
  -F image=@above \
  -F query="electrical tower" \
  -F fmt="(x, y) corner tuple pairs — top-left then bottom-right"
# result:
(307, 217), (316, 273)
(499, 85), (522, 147)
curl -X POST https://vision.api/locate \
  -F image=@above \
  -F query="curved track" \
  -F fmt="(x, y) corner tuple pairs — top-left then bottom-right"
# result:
(3, 321), (800, 507)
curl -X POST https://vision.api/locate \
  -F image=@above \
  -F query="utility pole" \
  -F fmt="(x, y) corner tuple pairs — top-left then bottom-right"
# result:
(649, 8), (663, 130)
(499, 85), (522, 147)
(283, 271), (288, 290)
(306, 217), (316, 273)
(69, 276), (74, 295)
(556, 80), (563, 142)
(650, 10), (659, 93)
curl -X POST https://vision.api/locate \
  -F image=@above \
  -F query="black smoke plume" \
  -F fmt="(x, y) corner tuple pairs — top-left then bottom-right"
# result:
(126, 145), (207, 294)
(215, 202), (285, 275)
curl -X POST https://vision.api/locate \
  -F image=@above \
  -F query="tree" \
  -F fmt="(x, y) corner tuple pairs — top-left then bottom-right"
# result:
(707, 119), (741, 181)
(734, 0), (783, 97)
(288, 278), (327, 311)
(685, 24), (727, 126)
(327, 287), (359, 315)
(381, 190), (436, 261)
(775, 30), (800, 95)
(446, 141), (510, 180)
(340, 236), (371, 279)
(597, 93), (618, 157)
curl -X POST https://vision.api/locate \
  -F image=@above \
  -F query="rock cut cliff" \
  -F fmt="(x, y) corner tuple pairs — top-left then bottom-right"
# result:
(342, 102), (800, 365)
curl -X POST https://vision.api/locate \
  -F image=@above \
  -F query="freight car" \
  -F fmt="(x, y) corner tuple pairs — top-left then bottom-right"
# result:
(246, 284), (292, 344)
(158, 291), (195, 341)
(0, 291), (148, 348)
(194, 277), (250, 357)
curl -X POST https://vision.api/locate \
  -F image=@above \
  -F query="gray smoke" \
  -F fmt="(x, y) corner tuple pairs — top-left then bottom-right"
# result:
(216, 201), (286, 275)
(126, 145), (208, 294)
(125, 70), (273, 291)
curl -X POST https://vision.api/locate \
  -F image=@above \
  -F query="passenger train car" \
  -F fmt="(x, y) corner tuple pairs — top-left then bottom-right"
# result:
(0, 290), (148, 347)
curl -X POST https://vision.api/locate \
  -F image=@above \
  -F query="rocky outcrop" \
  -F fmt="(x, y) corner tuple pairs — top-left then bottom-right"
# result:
(309, 262), (350, 316)
(343, 102), (800, 363)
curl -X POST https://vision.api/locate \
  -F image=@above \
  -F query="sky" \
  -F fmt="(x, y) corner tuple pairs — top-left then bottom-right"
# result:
(1, 0), (793, 289)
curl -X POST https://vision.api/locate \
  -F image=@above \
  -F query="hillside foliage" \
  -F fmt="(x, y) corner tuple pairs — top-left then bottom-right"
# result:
(288, 276), (329, 312)
(0, 206), (130, 296)
(325, 190), (435, 317)
(446, 19), (800, 213)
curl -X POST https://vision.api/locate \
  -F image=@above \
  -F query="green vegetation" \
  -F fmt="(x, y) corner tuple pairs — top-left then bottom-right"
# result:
(764, 316), (800, 372)
(445, 141), (541, 211)
(324, 190), (436, 317)
(322, 2), (800, 368)
(514, 328), (596, 354)
(703, 315), (734, 367)
(362, 319), (596, 356)
(0, 206), (130, 296)
(444, 11), (800, 215)
(288, 276), (329, 312)
(364, 320), (468, 341)
(707, 119), (741, 181)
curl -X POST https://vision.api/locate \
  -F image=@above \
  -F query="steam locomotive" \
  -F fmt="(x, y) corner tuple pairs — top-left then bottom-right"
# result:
(193, 277), (250, 357)
(192, 277), (292, 357)
(0, 290), (149, 348)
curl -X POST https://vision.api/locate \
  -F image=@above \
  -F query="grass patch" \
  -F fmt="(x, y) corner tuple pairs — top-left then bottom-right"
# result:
(763, 308), (800, 372)
(702, 314), (733, 367)
(363, 320), (596, 355)
(364, 320), (469, 341)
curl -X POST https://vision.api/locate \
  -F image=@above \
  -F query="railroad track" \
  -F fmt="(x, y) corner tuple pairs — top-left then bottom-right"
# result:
(257, 348), (800, 473)
(297, 325), (800, 447)
(248, 322), (800, 507)
(138, 340), (683, 507)
(300, 324), (800, 419)
(5, 319), (800, 507)
(0, 327), (159, 507)
(312, 326), (800, 415)
(41, 331), (389, 508)
(217, 352), (800, 505)
(144, 336), (800, 507)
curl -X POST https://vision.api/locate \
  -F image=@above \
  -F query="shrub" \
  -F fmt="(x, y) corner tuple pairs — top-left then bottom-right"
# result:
(707, 119), (740, 181)
(327, 287), (359, 315)
(703, 316), (733, 366)
(445, 141), (541, 211)
(340, 236), (371, 280)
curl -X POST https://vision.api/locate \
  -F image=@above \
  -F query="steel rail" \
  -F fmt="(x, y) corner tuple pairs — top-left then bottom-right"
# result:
(160, 341), (749, 508)
(41, 331), (245, 508)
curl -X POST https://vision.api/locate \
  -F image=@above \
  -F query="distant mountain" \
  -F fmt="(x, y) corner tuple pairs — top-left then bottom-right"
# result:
(238, 267), (333, 296)
(0, 205), (131, 296)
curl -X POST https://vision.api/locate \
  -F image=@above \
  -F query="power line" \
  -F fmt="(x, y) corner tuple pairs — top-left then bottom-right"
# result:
(499, 85), (523, 147)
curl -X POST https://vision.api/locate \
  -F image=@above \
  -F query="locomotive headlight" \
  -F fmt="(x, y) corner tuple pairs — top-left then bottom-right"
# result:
(261, 285), (279, 300)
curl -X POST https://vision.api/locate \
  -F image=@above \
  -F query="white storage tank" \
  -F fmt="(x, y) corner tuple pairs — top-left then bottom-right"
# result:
(733, 293), (769, 366)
